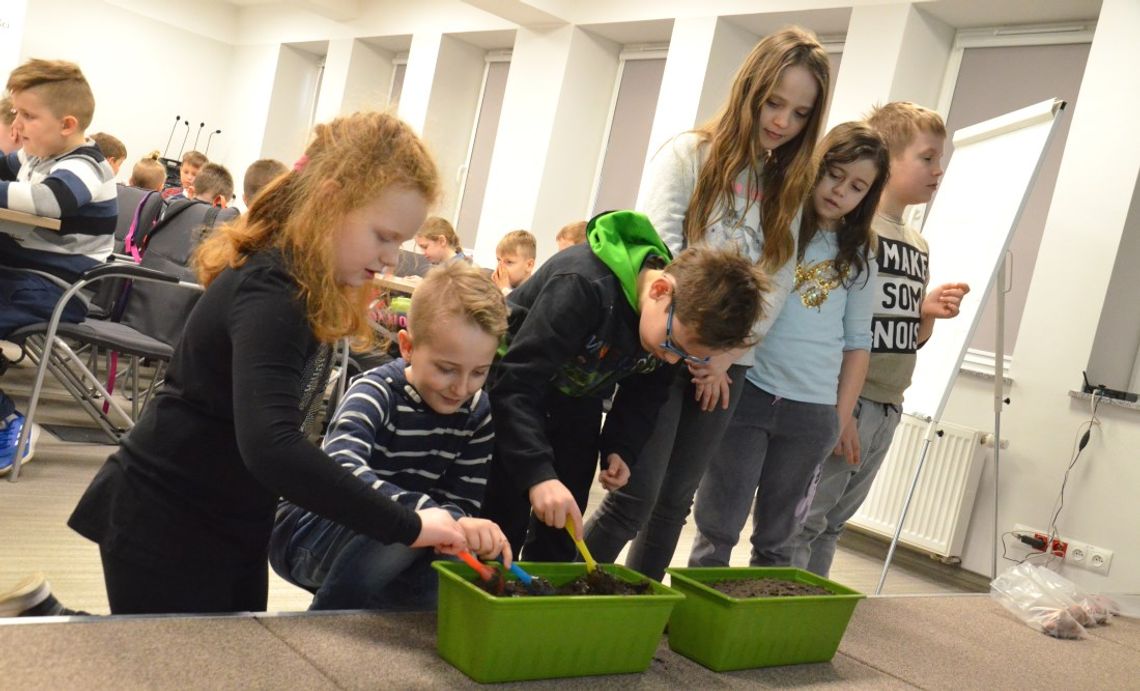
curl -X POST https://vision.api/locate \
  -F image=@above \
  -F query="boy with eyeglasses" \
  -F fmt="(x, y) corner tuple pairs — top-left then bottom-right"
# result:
(480, 210), (770, 561)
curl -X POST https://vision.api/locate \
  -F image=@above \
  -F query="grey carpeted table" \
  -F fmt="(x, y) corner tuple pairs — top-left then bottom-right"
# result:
(2, 594), (1137, 689)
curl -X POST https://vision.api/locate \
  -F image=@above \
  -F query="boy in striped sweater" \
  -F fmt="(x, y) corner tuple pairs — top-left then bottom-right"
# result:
(0, 59), (117, 473)
(270, 262), (512, 610)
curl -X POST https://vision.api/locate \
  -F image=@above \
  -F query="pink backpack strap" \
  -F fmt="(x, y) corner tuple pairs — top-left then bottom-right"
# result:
(123, 192), (157, 262)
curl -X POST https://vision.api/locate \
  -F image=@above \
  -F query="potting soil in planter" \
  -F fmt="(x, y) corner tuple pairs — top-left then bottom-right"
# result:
(707, 577), (832, 598)
(498, 568), (652, 597)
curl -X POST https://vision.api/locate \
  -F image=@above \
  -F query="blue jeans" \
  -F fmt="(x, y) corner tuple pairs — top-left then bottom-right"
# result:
(778, 397), (902, 577)
(270, 508), (442, 611)
(690, 383), (840, 567)
(584, 365), (748, 580)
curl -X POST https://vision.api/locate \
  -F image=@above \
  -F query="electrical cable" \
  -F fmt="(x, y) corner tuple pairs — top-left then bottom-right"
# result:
(1039, 389), (1102, 566)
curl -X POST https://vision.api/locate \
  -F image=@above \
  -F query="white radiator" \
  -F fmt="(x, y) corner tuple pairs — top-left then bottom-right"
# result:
(848, 414), (987, 559)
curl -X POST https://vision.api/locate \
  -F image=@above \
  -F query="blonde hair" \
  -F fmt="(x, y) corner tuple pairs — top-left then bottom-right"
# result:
(865, 102), (947, 158)
(417, 216), (461, 251)
(243, 158), (288, 202)
(191, 162), (234, 201)
(686, 27), (830, 273)
(555, 220), (587, 246)
(91, 132), (125, 161)
(496, 229), (536, 260)
(409, 261), (508, 346)
(129, 151), (166, 190)
(195, 111), (440, 345)
(6, 59), (95, 130)
(0, 94), (13, 126)
(667, 247), (771, 351)
(182, 150), (208, 168)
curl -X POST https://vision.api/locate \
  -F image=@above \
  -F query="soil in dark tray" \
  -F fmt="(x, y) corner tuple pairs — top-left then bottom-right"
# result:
(496, 569), (652, 597)
(707, 577), (832, 598)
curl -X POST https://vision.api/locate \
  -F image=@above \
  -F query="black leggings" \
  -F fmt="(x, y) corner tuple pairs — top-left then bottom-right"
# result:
(100, 547), (269, 615)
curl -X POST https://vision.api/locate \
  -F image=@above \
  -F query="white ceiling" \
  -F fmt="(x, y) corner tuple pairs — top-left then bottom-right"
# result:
(920, 0), (1102, 29)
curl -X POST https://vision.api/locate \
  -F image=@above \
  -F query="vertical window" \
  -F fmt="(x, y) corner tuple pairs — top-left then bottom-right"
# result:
(454, 59), (511, 245)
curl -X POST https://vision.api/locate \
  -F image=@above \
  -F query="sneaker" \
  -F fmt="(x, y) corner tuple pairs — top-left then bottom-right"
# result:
(0, 413), (38, 476)
(0, 573), (85, 617)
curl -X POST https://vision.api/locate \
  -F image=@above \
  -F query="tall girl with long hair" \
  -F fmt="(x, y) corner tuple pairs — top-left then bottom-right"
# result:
(689, 121), (888, 566)
(584, 27), (831, 579)
(69, 113), (503, 615)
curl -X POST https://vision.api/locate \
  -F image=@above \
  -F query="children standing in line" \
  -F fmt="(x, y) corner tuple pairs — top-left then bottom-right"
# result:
(780, 103), (970, 577)
(67, 112), (474, 615)
(0, 59), (118, 472)
(480, 210), (770, 561)
(689, 121), (889, 568)
(415, 216), (467, 265)
(491, 229), (536, 293)
(270, 262), (511, 611)
(584, 27), (831, 579)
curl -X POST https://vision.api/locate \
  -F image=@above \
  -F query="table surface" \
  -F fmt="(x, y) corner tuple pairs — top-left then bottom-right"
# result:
(0, 207), (62, 231)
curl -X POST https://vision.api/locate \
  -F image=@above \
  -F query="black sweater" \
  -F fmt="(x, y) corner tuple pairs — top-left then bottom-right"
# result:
(488, 243), (675, 492)
(69, 251), (421, 566)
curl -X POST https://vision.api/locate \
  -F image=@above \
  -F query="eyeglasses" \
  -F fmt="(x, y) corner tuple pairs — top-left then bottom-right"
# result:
(660, 302), (711, 365)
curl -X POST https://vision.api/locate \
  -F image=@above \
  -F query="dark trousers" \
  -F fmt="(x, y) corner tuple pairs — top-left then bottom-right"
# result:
(100, 547), (269, 615)
(481, 392), (602, 562)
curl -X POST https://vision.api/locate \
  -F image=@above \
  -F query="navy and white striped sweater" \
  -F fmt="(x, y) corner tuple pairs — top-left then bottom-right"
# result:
(278, 358), (493, 543)
(0, 142), (117, 280)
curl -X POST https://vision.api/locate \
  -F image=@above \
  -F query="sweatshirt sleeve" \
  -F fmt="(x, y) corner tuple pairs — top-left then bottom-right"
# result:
(489, 274), (599, 492)
(598, 361), (677, 468)
(0, 155), (104, 226)
(637, 134), (702, 258)
(228, 272), (423, 546)
(0, 151), (20, 181)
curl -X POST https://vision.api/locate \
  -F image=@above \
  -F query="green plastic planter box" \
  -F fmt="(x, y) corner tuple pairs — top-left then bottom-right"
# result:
(433, 561), (683, 683)
(665, 566), (864, 671)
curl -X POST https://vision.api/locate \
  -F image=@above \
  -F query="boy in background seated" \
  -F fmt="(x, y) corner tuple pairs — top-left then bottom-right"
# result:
(91, 132), (125, 177)
(242, 158), (287, 208)
(0, 94), (19, 155)
(162, 149), (207, 200)
(182, 162), (233, 208)
(481, 210), (770, 561)
(270, 262), (512, 610)
(128, 152), (166, 191)
(491, 229), (536, 294)
(555, 219), (587, 251)
(0, 59), (117, 470)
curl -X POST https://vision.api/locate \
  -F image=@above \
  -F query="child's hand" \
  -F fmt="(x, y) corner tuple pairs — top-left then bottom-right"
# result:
(411, 507), (467, 555)
(491, 265), (510, 291)
(457, 517), (513, 567)
(528, 479), (583, 535)
(693, 372), (733, 411)
(922, 282), (970, 319)
(598, 453), (630, 491)
(833, 414), (860, 465)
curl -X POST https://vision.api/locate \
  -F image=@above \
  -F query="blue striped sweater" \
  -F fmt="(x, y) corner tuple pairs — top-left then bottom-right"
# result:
(0, 142), (118, 280)
(277, 358), (493, 548)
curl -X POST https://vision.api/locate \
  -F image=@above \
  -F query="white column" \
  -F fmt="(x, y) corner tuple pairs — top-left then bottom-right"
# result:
(637, 16), (756, 208)
(0, 0), (28, 77)
(398, 32), (443, 134)
(312, 38), (353, 124)
(474, 25), (620, 264)
(827, 3), (953, 129)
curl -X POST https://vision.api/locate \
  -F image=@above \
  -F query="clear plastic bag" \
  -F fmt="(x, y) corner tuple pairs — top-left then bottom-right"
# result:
(1028, 565), (1119, 626)
(991, 563), (1089, 639)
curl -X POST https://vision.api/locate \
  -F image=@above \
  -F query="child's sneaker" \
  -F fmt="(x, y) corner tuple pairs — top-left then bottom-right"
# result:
(0, 412), (38, 476)
(0, 573), (68, 617)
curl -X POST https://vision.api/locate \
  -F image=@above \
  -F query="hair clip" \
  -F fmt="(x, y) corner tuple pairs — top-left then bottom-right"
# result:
(293, 154), (310, 172)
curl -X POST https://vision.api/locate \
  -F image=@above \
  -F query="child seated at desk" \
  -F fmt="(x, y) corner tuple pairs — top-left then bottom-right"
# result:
(491, 229), (536, 294)
(415, 216), (467, 266)
(128, 152), (166, 192)
(270, 261), (511, 610)
(0, 58), (117, 471)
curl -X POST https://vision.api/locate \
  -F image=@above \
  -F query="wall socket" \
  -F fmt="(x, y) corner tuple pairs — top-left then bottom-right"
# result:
(1013, 524), (1113, 575)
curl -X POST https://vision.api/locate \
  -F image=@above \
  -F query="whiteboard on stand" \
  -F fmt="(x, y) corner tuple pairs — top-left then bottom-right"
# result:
(903, 98), (1066, 421)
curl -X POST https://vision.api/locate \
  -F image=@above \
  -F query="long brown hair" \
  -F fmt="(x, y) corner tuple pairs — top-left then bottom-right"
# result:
(799, 122), (889, 284)
(195, 112), (440, 344)
(685, 27), (830, 272)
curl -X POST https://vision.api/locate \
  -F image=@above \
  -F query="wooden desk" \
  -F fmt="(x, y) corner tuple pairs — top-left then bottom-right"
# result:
(0, 207), (62, 231)
(373, 274), (419, 295)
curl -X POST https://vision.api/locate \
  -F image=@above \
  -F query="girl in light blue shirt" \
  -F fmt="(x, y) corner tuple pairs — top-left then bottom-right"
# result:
(690, 122), (891, 567)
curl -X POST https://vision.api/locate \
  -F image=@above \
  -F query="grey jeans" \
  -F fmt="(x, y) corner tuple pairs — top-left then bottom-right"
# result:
(778, 396), (902, 577)
(689, 382), (840, 567)
(583, 364), (748, 580)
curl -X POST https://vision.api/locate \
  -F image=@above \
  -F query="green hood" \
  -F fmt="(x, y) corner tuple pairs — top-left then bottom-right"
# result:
(587, 211), (672, 312)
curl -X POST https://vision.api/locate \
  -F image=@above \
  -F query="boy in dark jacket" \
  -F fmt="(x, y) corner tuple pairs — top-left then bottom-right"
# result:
(482, 210), (770, 561)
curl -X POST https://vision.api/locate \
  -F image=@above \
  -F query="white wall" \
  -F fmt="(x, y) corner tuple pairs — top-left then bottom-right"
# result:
(261, 44), (324, 165)
(18, 0), (236, 182)
(0, 0), (28, 78)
